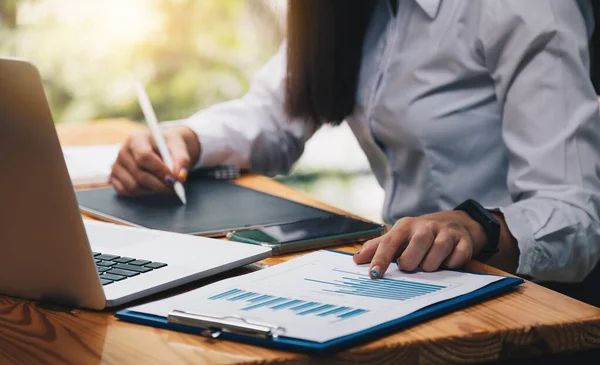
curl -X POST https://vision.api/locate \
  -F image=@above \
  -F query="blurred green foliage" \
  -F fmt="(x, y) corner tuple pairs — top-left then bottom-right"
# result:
(0, 0), (282, 123)
(0, 0), (18, 28)
(0, 1), (385, 221)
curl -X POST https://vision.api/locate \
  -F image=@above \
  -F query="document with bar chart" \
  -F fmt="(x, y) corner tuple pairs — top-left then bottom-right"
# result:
(130, 250), (505, 343)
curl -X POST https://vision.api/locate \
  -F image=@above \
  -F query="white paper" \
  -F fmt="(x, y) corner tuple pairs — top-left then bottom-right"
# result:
(130, 251), (503, 343)
(62, 144), (120, 186)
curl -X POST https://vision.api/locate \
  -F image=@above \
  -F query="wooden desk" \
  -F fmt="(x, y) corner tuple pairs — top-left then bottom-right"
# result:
(1, 120), (599, 365)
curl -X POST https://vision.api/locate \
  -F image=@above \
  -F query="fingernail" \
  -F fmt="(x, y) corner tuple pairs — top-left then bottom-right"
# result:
(165, 176), (176, 186)
(370, 266), (381, 279)
(178, 168), (188, 182)
(354, 250), (361, 255)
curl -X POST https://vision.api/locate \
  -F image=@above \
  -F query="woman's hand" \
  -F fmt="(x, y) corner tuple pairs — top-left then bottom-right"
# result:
(110, 126), (201, 196)
(353, 211), (488, 278)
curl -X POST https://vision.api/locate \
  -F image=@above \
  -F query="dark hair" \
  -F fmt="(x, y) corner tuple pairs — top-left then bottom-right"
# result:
(284, 0), (376, 126)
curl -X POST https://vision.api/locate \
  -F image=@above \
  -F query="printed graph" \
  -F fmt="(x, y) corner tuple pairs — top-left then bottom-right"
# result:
(208, 288), (369, 319)
(306, 268), (447, 301)
(206, 267), (449, 325)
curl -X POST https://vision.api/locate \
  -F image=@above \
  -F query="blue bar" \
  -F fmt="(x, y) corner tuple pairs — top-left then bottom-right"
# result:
(336, 288), (433, 299)
(373, 277), (445, 290)
(379, 276), (446, 289)
(332, 288), (425, 299)
(337, 281), (435, 296)
(323, 288), (420, 300)
(208, 289), (242, 300)
(320, 278), (437, 298)
(334, 278), (436, 295)
(228, 292), (257, 301)
(309, 281), (435, 300)
(331, 268), (446, 290)
(350, 277), (445, 291)
(336, 282), (438, 296)
(338, 309), (368, 319)
(318, 306), (352, 317)
(242, 297), (287, 311)
(323, 289), (405, 300)
(338, 291), (423, 300)
(341, 277), (439, 291)
(271, 299), (304, 310)
(340, 282), (440, 296)
(298, 304), (335, 316)
(247, 294), (274, 303)
(306, 277), (443, 295)
(290, 302), (319, 311)
(328, 289), (424, 301)
(359, 279), (445, 291)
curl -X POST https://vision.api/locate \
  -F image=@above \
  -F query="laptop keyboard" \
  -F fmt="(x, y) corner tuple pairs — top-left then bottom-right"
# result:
(92, 252), (167, 286)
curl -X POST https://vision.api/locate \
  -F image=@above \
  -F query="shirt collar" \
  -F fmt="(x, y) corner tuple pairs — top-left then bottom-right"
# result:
(414, 0), (442, 19)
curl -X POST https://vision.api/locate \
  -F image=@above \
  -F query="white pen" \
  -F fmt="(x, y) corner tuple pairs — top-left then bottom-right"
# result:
(135, 83), (187, 205)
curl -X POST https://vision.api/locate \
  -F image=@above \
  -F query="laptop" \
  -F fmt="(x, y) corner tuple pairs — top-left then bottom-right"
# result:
(0, 57), (272, 310)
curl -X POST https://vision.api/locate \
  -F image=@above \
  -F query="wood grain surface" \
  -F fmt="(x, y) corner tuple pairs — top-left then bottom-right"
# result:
(0, 120), (598, 365)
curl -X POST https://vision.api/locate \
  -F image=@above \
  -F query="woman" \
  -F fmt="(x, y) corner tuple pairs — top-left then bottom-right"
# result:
(111, 0), (600, 286)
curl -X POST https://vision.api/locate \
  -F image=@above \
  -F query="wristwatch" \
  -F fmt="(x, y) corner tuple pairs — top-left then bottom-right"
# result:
(454, 199), (500, 262)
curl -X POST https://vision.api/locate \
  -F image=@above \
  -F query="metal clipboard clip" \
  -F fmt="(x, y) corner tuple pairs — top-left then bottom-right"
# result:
(167, 310), (286, 339)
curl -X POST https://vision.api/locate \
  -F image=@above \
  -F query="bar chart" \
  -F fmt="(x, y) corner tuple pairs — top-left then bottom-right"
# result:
(208, 288), (369, 319)
(306, 268), (447, 301)
(206, 268), (448, 323)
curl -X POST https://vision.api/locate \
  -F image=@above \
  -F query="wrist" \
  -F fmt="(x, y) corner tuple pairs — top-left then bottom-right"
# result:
(454, 199), (501, 262)
(456, 210), (488, 256)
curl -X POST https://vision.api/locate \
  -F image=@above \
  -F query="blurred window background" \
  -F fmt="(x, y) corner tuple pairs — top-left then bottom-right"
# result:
(0, 0), (384, 222)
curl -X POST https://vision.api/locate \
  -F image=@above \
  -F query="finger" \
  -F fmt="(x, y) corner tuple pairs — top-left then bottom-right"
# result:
(119, 148), (172, 193)
(397, 224), (436, 272)
(128, 135), (172, 179)
(137, 169), (173, 193)
(420, 230), (459, 272)
(167, 135), (191, 182)
(111, 163), (142, 195)
(110, 175), (129, 196)
(443, 237), (473, 269)
(368, 224), (411, 279)
(353, 236), (383, 264)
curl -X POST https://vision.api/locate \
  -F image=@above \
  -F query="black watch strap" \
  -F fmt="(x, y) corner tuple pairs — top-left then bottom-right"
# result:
(454, 199), (500, 262)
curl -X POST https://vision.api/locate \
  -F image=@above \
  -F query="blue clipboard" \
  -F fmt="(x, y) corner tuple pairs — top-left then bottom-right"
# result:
(116, 252), (524, 354)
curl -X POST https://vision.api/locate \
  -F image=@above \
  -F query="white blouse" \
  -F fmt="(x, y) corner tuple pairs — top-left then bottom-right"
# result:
(183, 0), (600, 283)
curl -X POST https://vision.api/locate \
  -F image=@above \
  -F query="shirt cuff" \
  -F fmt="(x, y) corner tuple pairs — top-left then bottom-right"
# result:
(193, 128), (229, 169)
(499, 203), (548, 278)
(181, 117), (242, 171)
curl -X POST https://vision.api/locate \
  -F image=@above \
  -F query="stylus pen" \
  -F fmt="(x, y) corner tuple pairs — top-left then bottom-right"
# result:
(135, 83), (187, 205)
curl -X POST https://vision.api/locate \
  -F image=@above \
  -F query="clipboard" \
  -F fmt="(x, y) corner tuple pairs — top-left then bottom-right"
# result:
(116, 252), (523, 354)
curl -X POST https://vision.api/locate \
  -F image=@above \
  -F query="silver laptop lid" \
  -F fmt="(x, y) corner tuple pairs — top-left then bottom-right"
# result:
(0, 58), (106, 309)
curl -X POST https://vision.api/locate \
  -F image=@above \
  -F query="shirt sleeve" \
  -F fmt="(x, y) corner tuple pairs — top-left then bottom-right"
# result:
(480, 0), (600, 282)
(181, 45), (317, 176)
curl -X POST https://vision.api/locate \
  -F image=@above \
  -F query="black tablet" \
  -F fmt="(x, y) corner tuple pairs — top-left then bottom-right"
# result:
(76, 178), (334, 237)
